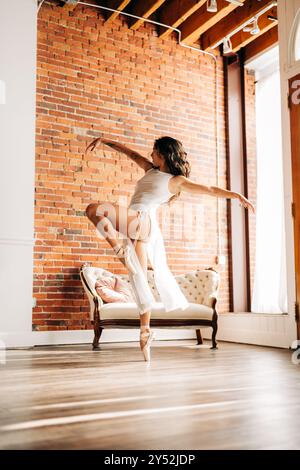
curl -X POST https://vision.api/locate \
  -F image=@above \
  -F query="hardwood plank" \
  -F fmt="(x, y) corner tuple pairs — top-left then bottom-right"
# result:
(0, 341), (299, 449)
(158, 0), (207, 39)
(105, 0), (132, 24)
(129, 0), (166, 30)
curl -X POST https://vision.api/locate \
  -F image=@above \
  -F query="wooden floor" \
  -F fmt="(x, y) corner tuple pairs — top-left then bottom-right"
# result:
(0, 340), (299, 450)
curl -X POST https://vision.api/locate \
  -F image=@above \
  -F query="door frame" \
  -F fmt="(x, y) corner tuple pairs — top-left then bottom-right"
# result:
(289, 74), (300, 339)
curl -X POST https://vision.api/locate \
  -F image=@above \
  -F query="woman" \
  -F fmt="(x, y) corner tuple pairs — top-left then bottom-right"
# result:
(85, 136), (254, 361)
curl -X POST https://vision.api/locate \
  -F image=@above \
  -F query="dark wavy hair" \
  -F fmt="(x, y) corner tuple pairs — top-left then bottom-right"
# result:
(154, 136), (191, 204)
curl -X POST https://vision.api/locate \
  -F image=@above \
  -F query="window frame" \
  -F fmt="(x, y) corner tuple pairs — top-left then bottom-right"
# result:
(288, 7), (300, 66)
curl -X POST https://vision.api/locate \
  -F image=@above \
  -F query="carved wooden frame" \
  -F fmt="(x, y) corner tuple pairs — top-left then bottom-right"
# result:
(80, 266), (218, 351)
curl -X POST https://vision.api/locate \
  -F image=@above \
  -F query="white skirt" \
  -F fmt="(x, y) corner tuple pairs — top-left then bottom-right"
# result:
(124, 207), (189, 315)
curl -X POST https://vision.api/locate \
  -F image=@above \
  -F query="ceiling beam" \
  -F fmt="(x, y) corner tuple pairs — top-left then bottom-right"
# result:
(158, 0), (207, 39)
(105, 0), (132, 24)
(179, 0), (247, 45)
(243, 24), (278, 62)
(201, 0), (275, 51)
(129, 0), (166, 30)
(230, 8), (277, 53)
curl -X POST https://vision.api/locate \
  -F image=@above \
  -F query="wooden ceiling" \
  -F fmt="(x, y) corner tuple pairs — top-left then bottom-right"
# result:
(102, 0), (278, 61)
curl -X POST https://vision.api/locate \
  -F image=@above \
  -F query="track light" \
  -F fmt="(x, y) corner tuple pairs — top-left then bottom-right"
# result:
(225, 0), (244, 5)
(242, 16), (260, 35)
(250, 17), (260, 35)
(207, 0), (218, 12)
(223, 37), (233, 54)
(208, 0), (277, 53)
(243, 20), (255, 33)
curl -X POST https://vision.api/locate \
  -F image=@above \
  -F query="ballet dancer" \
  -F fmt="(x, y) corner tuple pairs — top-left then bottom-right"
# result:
(85, 136), (254, 361)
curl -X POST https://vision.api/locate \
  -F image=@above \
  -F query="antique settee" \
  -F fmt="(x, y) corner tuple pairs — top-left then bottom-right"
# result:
(80, 264), (220, 350)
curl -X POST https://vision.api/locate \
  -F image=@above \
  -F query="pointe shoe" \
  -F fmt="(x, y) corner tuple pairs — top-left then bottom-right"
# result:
(140, 329), (155, 362)
(114, 244), (137, 275)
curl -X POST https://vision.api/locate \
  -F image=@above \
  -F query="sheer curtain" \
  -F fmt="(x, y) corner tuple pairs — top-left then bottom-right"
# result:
(251, 69), (288, 313)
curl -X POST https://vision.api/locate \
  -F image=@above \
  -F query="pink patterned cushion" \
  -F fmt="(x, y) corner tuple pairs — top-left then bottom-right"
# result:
(95, 276), (134, 303)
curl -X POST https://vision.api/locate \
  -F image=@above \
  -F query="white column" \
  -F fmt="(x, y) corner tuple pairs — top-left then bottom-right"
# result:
(278, 0), (300, 343)
(0, 0), (37, 347)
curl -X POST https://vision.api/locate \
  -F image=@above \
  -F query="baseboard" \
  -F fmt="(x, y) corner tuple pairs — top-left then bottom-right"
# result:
(0, 328), (196, 348)
(202, 312), (296, 349)
(2, 313), (296, 349)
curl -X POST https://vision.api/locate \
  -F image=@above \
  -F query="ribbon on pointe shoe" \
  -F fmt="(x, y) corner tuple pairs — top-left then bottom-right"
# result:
(113, 244), (137, 275)
(140, 328), (155, 362)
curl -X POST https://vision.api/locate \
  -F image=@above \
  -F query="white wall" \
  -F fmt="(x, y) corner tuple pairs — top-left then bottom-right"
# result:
(209, 1), (299, 348)
(0, 0), (37, 346)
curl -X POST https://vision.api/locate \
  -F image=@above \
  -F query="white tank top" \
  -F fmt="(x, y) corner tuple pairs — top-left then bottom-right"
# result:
(129, 167), (174, 211)
(126, 166), (189, 313)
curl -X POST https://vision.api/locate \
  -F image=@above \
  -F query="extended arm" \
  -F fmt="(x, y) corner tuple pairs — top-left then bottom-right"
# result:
(85, 137), (153, 172)
(173, 176), (255, 212)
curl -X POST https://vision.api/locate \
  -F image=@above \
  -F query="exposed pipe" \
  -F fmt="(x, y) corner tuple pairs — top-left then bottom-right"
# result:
(37, 0), (45, 13)
(37, 0), (223, 260)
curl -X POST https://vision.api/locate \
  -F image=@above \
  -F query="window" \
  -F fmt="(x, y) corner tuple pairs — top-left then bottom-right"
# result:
(246, 47), (288, 313)
(251, 67), (287, 313)
(289, 8), (300, 65)
(294, 15), (300, 61)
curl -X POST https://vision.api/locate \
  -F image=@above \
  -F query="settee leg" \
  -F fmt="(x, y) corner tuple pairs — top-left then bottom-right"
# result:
(196, 329), (203, 345)
(93, 325), (103, 350)
(211, 322), (218, 349)
(92, 297), (102, 350)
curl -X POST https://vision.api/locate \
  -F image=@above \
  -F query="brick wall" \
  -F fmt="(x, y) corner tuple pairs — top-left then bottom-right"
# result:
(33, 1), (230, 330)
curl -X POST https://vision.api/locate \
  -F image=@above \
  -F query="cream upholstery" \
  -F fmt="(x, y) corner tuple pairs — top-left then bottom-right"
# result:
(80, 265), (219, 323)
(100, 302), (214, 321)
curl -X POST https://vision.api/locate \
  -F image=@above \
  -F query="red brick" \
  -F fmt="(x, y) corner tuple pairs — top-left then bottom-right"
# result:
(34, 2), (233, 330)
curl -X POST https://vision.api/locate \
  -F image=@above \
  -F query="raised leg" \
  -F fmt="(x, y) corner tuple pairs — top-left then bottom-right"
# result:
(196, 329), (203, 345)
(86, 202), (123, 252)
(85, 202), (151, 271)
